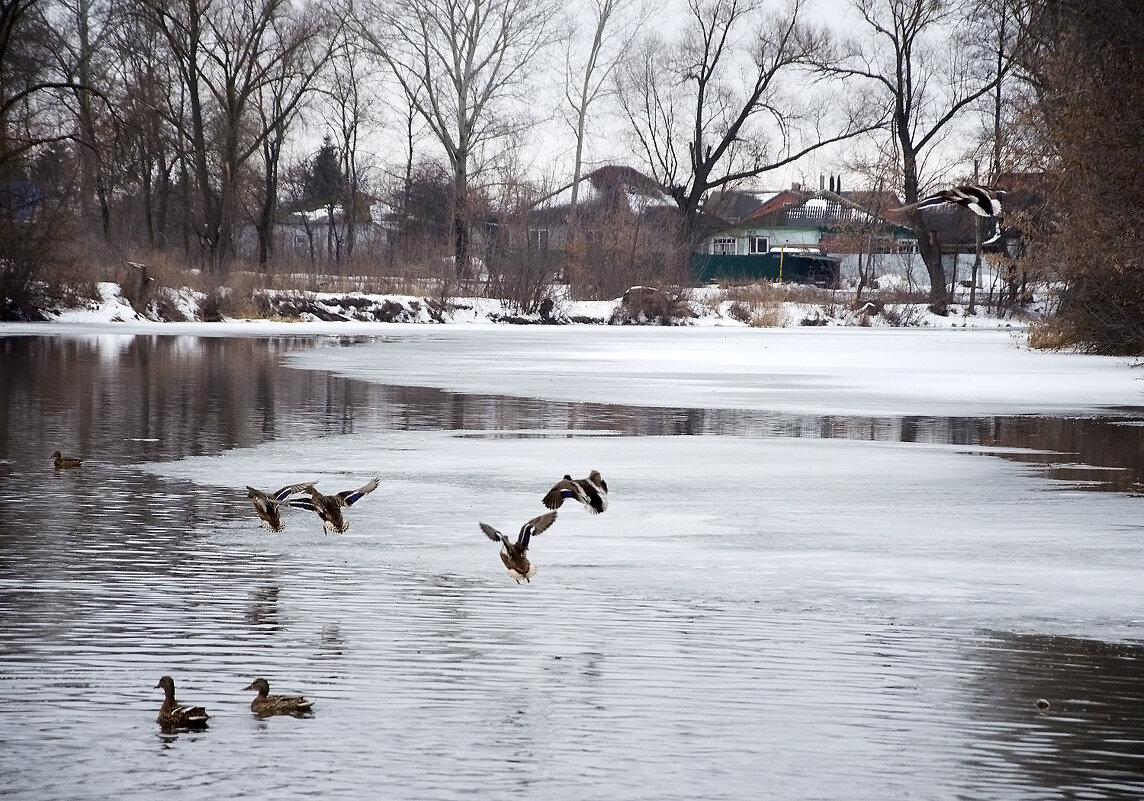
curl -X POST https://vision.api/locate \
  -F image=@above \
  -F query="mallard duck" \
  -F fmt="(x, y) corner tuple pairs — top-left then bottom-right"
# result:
(915, 185), (1004, 217)
(288, 477), (380, 533)
(914, 185), (1004, 244)
(155, 675), (209, 729)
(52, 451), (82, 469)
(242, 677), (315, 716)
(543, 470), (608, 514)
(480, 510), (557, 583)
(246, 482), (316, 532)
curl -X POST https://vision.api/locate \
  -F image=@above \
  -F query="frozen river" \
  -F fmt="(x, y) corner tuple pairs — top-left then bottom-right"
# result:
(1, 326), (1143, 800)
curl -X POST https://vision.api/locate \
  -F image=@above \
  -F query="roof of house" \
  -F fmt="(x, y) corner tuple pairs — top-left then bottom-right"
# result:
(732, 189), (894, 230)
(533, 165), (676, 215)
(702, 190), (783, 223)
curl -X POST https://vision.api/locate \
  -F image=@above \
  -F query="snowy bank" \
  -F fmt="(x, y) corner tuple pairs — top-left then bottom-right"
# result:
(31, 280), (1029, 330)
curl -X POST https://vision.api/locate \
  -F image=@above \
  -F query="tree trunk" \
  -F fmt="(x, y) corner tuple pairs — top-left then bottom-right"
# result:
(256, 138), (281, 266)
(900, 135), (947, 314)
(453, 160), (469, 278)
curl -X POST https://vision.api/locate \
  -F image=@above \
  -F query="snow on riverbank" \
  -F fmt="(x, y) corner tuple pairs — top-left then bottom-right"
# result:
(30, 279), (1027, 330)
(3, 287), (1141, 417)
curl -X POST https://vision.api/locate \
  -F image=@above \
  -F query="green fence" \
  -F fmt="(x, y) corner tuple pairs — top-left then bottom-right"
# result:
(692, 252), (840, 287)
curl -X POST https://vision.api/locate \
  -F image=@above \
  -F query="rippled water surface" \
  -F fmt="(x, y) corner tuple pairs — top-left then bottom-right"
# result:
(1, 333), (1143, 800)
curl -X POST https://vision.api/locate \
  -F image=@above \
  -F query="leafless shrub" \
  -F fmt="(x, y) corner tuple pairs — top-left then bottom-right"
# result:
(880, 303), (926, 327)
(609, 286), (695, 325)
(486, 247), (557, 314)
(726, 302), (752, 324)
(716, 284), (789, 327)
(149, 288), (191, 322)
(749, 305), (789, 328)
(1027, 316), (1079, 350)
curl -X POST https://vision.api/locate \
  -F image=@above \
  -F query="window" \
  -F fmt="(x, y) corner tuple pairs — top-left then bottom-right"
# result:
(529, 228), (549, 252)
(711, 237), (737, 255)
(872, 236), (919, 255)
(748, 235), (769, 254)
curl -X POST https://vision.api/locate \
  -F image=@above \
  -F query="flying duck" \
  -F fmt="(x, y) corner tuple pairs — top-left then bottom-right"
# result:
(52, 451), (82, 469)
(543, 470), (608, 514)
(246, 481), (316, 532)
(288, 477), (380, 534)
(242, 678), (315, 717)
(915, 185), (1004, 217)
(155, 675), (210, 730)
(480, 511), (558, 583)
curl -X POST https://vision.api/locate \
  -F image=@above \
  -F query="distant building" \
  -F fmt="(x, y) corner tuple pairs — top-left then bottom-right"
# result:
(696, 177), (1022, 289)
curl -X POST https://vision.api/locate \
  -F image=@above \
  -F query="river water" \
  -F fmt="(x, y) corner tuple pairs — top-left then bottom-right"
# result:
(1, 332), (1142, 800)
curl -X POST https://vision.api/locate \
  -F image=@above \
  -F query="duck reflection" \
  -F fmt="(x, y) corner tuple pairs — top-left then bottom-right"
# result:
(319, 624), (346, 657)
(246, 586), (281, 632)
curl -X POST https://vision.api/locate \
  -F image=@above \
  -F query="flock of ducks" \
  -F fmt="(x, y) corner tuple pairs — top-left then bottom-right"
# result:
(53, 449), (608, 729)
(245, 469), (609, 582)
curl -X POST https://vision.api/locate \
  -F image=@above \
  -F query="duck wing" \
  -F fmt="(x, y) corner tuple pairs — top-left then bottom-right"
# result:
(543, 479), (586, 510)
(270, 693), (314, 712)
(574, 477), (608, 513)
(480, 522), (506, 544)
(914, 188), (960, 209)
(177, 704), (210, 723)
(334, 477), (380, 507)
(588, 471), (608, 494)
(270, 481), (316, 502)
(957, 185), (1000, 217)
(521, 511), (557, 539)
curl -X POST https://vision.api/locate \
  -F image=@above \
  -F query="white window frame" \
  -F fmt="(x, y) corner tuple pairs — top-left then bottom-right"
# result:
(711, 236), (738, 255)
(748, 235), (769, 254)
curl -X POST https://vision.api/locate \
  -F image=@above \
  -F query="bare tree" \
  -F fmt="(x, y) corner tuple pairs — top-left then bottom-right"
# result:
(137, 0), (333, 273)
(1, 0), (103, 316)
(617, 0), (877, 247)
(54, 0), (117, 241)
(826, 0), (1015, 313)
(562, 0), (652, 219)
(108, 2), (178, 250)
(318, 29), (383, 266)
(357, 0), (563, 276)
(252, 5), (338, 267)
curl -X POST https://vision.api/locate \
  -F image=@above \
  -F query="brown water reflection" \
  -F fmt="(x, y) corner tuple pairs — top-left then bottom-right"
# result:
(1, 333), (1143, 800)
(3, 334), (1142, 489)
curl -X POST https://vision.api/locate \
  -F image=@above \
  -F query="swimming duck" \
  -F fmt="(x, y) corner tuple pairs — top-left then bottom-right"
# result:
(480, 510), (558, 583)
(246, 481), (316, 532)
(52, 451), (82, 469)
(288, 477), (380, 533)
(543, 470), (609, 514)
(155, 675), (209, 729)
(242, 677), (315, 716)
